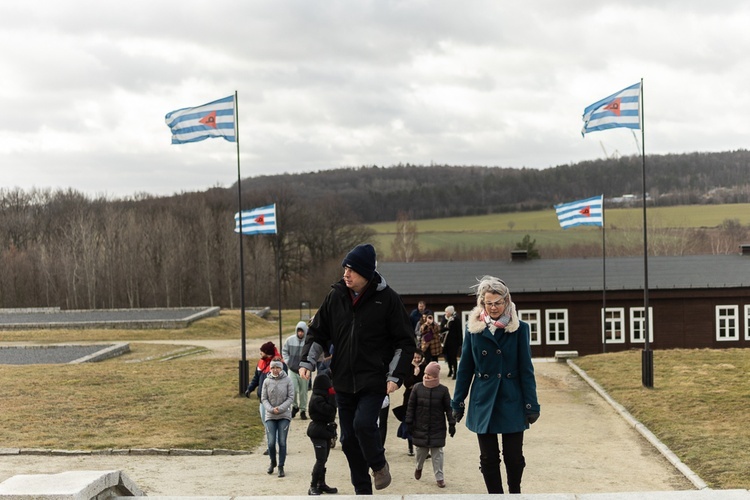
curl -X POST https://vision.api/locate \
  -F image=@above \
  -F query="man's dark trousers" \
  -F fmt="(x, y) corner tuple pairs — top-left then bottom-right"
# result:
(335, 390), (387, 494)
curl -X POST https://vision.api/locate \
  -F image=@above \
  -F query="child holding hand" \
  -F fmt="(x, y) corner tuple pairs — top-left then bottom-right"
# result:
(405, 361), (456, 488)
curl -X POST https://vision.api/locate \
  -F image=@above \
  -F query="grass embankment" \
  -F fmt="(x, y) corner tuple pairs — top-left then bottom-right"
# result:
(0, 309), (302, 452)
(574, 349), (750, 490)
(368, 203), (750, 257)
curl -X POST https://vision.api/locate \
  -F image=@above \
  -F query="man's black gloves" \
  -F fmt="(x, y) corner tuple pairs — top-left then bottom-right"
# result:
(449, 423), (456, 437)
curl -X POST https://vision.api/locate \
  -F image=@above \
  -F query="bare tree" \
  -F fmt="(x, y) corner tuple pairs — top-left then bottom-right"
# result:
(391, 211), (419, 262)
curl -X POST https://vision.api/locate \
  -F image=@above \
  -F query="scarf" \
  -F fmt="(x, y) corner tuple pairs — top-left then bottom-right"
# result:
(480, 302), (514, 330)
(423, 377), (439, 389)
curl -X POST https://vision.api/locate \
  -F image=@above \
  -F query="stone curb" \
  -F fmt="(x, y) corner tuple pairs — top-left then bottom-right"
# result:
(0, 448), (250, 457)
(567, 359), (709, 490)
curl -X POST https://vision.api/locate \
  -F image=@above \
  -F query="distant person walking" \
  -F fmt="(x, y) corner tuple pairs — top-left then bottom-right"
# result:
(451, 276), (540, 494)
(299, 243), (416, 494)
(440, 306), (462, 379)
(419, 314), (442, 364)
(400, 349), (425, 456)
(409, 300), (432, 330)
(262, 359), (294, 478)
(245, 341), (285, 455)
(283, 320), (311, 420)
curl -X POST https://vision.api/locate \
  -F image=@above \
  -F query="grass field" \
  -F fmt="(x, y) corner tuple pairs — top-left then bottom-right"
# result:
(0, 309), (301, 452)
(368, 203), (750, 258)
(574, 349), (750, 490)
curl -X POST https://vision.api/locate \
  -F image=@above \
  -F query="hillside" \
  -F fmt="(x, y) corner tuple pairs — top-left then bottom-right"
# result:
(0, 149), (749, 310)
(237, 149), (750, 223)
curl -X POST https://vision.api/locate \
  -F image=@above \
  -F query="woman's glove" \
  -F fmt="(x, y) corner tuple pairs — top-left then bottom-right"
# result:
(452, 407), (464, 423)
(526, 413), (540, 425)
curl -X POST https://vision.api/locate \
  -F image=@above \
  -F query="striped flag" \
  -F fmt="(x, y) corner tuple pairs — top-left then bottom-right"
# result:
(234, 204), (277, 235)
(581, 82), (640, 136)
(165, 95), (235, 144)
(555, 195), (603, 229)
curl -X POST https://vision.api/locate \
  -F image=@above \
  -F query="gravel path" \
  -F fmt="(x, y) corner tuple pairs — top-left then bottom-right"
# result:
(0, 338), (695, 496)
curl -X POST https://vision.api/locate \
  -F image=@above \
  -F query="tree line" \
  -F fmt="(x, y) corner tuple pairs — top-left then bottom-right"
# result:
(0, 187), (371, 310)
(1, 149), (749, 310)
(241, 149), (750, 222)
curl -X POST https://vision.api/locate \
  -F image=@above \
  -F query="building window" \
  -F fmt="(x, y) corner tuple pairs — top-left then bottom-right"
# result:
(434, 311), (445, 326)
(602, 308), (625, 344)
(545, 309), (569, 345)
(630, 307), (654, 344)
(461, 310), (471, 340)
(716, 305), (739, 341)
(746, 305), (750, 341)
(519, 309), (541, 345)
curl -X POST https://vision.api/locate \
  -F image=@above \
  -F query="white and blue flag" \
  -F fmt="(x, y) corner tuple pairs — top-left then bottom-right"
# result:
(555, 195), (603, 229)
(234, 204), (277, 235)
(165, 95), (235, 144)
(581, 83), (640, 136)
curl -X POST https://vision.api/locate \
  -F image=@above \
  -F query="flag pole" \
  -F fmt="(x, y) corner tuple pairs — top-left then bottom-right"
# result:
(276, 232), (283, 349)
(602, 194), (607, 353)
(234, 90), (250, 395)
(639, 78), (654, 388)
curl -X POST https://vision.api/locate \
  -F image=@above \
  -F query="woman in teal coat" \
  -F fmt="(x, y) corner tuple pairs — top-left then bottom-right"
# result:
(451, 275), (540, 494)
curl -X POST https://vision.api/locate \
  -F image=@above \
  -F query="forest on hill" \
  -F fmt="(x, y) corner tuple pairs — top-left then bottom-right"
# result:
(1, 149), (749, 310)
(238, 149), (750, 222)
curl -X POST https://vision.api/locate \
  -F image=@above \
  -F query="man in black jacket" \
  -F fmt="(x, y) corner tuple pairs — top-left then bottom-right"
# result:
(300, 243), (415, 495)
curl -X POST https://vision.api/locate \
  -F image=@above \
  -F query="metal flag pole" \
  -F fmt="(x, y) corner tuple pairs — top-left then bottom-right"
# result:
(276, 231), (283, 348)
(602, 194), (607, 353)
(234, 90), (250, 395)
(639, 78), (654, 388)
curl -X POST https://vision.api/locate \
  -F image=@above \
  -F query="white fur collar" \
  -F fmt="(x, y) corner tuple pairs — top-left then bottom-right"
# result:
(466, 304), (519, 334)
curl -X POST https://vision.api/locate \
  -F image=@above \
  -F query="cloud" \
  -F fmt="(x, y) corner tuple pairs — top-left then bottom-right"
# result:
(1, 0), (750, 197)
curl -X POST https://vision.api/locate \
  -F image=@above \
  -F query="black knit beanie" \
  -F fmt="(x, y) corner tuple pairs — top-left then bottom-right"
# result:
(341, 244), (377, 281)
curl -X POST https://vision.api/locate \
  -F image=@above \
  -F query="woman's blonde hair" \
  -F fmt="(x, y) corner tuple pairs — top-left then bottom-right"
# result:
(472, 275), (510, 307)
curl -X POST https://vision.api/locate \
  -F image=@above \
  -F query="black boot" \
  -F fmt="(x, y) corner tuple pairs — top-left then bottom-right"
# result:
(479, 456), (504, 494)
(505, 458), (526, 494)
(308, 466), (323, 495)
(308, 482), (322, 496)
(318, 468), (338, 494)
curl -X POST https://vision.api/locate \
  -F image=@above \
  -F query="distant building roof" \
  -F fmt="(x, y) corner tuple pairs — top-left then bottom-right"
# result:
(378, 254), (750, 296)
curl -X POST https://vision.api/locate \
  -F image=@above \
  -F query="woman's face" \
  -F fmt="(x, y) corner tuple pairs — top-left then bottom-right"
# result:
(483, 291), (507, 320)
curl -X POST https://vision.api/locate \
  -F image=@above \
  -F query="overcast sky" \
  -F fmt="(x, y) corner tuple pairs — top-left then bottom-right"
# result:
(2, 1), (749, 198)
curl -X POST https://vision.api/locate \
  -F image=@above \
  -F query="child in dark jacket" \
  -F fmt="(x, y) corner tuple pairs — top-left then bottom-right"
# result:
(306, 373), (338, 495)
(405, 361), (456, 488)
